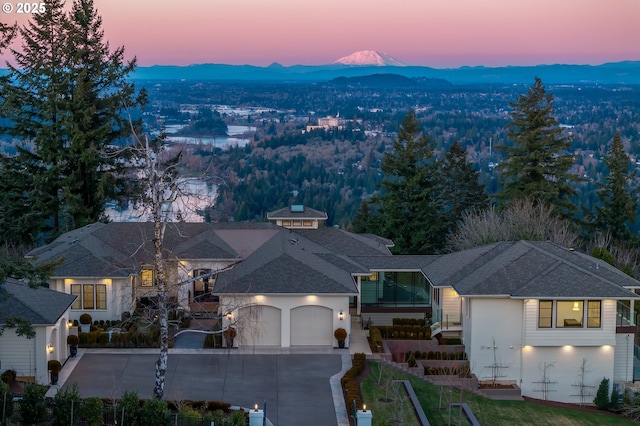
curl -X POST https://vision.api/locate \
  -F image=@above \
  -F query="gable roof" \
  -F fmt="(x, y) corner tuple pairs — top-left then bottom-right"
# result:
(27, 222), (277, 278)
(214, 229), (359, 295)
(0, 278), (77, 326)
(428, 241), (640, 299)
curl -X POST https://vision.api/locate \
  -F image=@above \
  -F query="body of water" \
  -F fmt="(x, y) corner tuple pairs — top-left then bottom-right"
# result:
(164, 124), (255, 149)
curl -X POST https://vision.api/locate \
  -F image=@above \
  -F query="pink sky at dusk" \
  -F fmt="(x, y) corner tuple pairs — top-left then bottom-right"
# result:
(2, 0), (640, 68)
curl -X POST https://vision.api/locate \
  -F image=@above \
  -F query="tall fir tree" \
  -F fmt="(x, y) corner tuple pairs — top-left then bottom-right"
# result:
(438, 140), (489, 233)
(0, 0), (69, 240)
(0, 0), (144, 243)
(374, 111), (443, 254)
(590, 133), (639, 242)
(496, 77), (578, 217)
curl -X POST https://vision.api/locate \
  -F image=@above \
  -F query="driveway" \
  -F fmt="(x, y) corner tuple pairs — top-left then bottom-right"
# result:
(61, 350), (344, 426)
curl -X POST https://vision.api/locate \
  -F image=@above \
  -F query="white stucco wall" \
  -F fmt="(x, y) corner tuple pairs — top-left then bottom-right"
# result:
(219, 294), (350, 348)
(614, 333), (635, 383)
(521, 345), (614, 404)
(466, 298), (523, 384)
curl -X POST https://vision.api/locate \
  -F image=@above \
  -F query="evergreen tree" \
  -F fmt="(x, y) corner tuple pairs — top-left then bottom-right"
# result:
(61, 0), (145, 229)
(438, 140), (489, 233)
(0, 0), (144, 241)
(0, 0), (69, 238)
(590, 133), (639, 242)
(374, 111), (443, 254)
(594, 377), (610, 410)
(351, 200), (373, 233)
(496, 77), (578, 216)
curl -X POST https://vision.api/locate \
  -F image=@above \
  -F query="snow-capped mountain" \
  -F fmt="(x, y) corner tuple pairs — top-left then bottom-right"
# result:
(333, 50), (406, 66)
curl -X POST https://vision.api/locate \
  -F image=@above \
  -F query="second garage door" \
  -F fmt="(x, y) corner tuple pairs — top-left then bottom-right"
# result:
(290, 305), (333, 346)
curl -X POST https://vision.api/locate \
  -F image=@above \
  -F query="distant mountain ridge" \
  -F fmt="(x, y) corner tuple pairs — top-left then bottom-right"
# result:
(2, 60), (639, 85)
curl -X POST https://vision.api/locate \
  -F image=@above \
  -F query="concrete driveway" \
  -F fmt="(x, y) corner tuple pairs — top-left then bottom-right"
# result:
(60, 350), (345, 426)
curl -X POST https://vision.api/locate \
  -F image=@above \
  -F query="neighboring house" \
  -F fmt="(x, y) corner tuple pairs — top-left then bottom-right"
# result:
(0, 278), (76, 385)
(426, 240), (640, 404)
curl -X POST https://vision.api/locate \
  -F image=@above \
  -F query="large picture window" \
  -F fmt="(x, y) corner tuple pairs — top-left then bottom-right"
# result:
(537, 300), (601, 329)
(71, 284), (107, 310)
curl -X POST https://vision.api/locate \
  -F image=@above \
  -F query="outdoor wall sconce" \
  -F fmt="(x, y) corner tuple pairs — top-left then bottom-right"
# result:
(226, 311), (233, 321)
(339, 311), (344, 320)
(47, 344), (54, 353)
(67, 320), (73, 328)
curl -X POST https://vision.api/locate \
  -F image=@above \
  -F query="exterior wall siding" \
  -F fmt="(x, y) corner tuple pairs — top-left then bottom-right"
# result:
(523, 299), (617, 347)
(0, 329), (37, 379)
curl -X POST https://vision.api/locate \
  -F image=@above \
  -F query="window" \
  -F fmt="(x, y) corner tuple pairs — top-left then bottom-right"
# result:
(71, 284), (107, 310)
(141, 268), (154, 287)
(539, 300), (553, 328)
(557, 301), (583, 328)
(365, 272), (379, 281)
(587, 301), (601, 328)
(537, 300), (602, 329)
(303, 220), (313, 227)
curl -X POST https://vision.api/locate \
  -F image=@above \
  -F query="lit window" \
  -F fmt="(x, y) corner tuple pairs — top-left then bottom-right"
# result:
(141, 268), (154, 287)
(557, 301), (583, 328)
(303, 220), (313, 227)
(71, 284), (107, 310)
(538, 300), (553, 328)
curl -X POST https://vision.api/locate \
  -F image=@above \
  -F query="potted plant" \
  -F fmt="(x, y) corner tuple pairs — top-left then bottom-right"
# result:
(79, 313), (92, 332)
(67, 334), (79, 357)
(48, 359), (62, 385)
(223, 327), (236, 348)
(334, 327), (347, 348)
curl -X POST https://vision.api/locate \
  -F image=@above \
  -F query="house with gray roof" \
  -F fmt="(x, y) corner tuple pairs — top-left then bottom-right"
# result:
(427, 240), (640, 404)
(25, 208), (640, 403)
(0, 279), (76, 385)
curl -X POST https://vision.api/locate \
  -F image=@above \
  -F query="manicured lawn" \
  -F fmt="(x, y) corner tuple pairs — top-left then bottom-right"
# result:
(361, 362), (637, 426)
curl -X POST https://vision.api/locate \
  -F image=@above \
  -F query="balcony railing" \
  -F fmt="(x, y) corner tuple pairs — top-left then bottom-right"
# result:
(617, 301), (637, 327)
(431, 309), (462, 330)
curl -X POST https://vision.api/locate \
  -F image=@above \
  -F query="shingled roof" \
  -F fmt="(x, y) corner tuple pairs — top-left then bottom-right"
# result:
(214, 228), (359, 294)
(426, 241), (640, 299)
(0, 279), (76, 326)
(27, 222), (276, 278)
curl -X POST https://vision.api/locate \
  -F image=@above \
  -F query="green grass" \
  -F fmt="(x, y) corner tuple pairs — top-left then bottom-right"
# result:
(361, 362), (637, 426)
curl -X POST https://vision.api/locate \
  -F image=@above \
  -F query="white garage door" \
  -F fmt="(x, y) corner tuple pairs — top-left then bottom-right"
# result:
(290, 305), (333, 346)
(238, 305), (281, 346)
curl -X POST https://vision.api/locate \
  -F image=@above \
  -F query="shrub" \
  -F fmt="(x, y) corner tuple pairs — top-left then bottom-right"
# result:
(48, 359), (62, 373)
(52, 384), (81, 426)
(407, 352), (417, 368)
(207, 400), (231, 412)
(178, 406), (201, 426)
(0, 380), (13, 420)
(1, 369), (16, 384)
(141, 398), (171, 426)
(369, 327), (383, 351)
(594, 377), (610, 410)
(81, 397), (104, 426)
(67, 334), (79, 346)
(334, 327), (347, 341)
(20, 383), (48, 425)
(340, 353), (366, 416)
(79, 313), (92, 325)
(117, 391), (142, 426)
